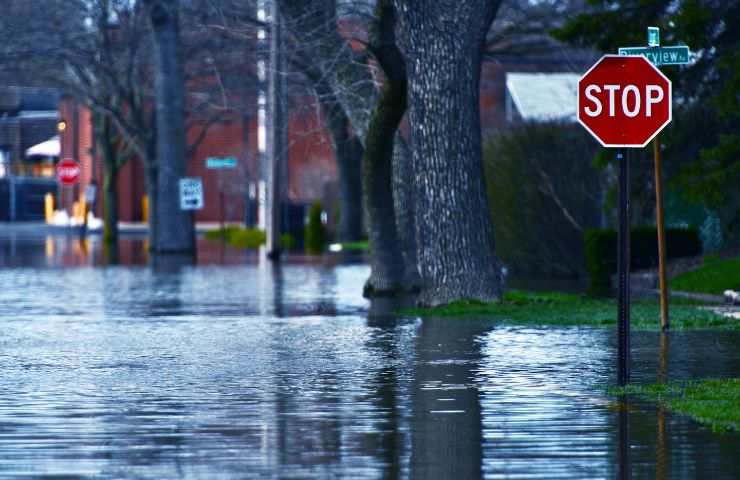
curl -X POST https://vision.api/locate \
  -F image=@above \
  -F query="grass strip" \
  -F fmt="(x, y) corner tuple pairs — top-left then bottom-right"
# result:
(670, 255), (740, 295)
(613, 379), (740, 432)
(400, 290), (737, 331)
(340, 241), (369, 252)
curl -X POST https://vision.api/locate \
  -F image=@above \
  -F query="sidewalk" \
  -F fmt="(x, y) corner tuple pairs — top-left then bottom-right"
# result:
(1, 221), (236, 236)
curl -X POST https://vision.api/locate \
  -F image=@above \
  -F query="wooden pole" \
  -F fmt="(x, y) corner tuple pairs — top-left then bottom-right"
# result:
(653, 136), (669, 330)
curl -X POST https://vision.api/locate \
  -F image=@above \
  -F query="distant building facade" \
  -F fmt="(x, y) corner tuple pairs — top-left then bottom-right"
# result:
(0, 87), (60, 221)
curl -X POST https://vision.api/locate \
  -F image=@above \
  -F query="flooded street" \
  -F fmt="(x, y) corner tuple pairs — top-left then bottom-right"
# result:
(1, 226), (739, 479)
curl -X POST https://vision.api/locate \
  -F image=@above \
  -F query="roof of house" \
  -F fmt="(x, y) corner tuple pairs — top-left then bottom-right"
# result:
(506, 73), (580, 122)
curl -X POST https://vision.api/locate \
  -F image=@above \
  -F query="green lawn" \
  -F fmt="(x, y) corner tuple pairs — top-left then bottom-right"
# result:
(670, 255), (740, 295)
(204, 226), (266, 248)
(401, 290), (737, 330)
(615, 379), (740, 432)
(340, 241), (369, 252)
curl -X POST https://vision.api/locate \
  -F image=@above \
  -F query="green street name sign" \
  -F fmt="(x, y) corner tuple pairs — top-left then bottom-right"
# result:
(206, 156), (237, 169)
(618, 46), (690, 66)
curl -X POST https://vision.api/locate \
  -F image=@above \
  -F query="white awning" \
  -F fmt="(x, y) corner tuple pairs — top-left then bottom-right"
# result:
(25, 135), (60, 157)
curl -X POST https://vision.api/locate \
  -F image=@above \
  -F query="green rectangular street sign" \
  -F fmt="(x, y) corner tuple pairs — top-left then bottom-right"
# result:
(206, 156), (237, 169)
(618, 46), (690, 65)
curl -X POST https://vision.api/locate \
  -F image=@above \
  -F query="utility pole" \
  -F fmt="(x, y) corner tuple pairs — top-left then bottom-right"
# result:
(256, 0), (267, 232)
(265, 0), (287, 260)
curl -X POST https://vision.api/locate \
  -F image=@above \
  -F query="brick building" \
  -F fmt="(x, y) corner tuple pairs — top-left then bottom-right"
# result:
(0, 87), (60, 221)
(58, 96), (338, 226)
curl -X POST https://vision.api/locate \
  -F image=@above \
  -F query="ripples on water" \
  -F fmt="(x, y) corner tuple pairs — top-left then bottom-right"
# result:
(0, 228), (739, 479)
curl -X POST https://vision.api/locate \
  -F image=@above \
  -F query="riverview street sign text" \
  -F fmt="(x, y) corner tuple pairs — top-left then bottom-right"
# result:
(618, 46), (690, 65)
(578, 55), (672, 148)
(206, 156), (237, 169)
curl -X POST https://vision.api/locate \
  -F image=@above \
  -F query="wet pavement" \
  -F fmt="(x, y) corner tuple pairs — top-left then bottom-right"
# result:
(1, 225), (739, 479)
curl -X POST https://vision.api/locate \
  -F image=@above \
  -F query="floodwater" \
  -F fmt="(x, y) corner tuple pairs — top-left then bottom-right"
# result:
(1, 225), (739, 479)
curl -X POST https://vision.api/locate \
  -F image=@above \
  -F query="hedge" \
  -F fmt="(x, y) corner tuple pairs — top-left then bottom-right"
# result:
(304, 201), (326, 254)
(584, 227), (701, 296)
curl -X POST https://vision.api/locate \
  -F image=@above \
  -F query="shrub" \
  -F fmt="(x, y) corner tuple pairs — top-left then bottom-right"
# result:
(204, 226), (265, 249)
(584, 227), (702, 296)
(280, 233), (296, 251)
(484, 122), (602, 276)
(304, 201), (326, 254)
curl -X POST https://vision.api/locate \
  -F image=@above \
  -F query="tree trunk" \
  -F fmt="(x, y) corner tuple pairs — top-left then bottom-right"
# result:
(396, 0), (504, 306)
(280, 0), (419, 292)
(145, 0), (194, 254)
(95, 112), (119, 245)
(320, 87), (364, 243)
(145, 159), (159, 251)
(103, 168), (119, 244)
(363, 0), (418, 294)
(362, 78), (406, 296)
(392, 134), (419, 288)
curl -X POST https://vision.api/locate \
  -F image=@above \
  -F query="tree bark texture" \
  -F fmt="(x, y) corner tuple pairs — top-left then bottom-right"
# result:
(392, 134), (420, 288)
(396, 0), (504, 306)
(145, 0), (194, 254)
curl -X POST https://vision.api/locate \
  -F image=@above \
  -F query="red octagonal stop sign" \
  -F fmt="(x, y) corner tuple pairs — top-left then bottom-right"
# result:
(578, 55), (671, 148)
(57, 158), (81, 185)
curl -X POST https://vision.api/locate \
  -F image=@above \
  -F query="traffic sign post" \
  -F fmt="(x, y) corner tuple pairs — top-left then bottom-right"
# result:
(206, 157), (237, 235)
(578, 53), (673, 386)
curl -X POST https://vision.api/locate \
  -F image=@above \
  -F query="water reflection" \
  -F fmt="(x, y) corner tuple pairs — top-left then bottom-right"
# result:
(1, 228), (740, 478)
(618, 396), (631, 480)
(411, 318), (486, 479)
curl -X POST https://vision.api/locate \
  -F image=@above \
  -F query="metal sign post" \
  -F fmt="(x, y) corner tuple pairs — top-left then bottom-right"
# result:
(578, 54), (673, 386)
(617, 149), (630, 386)
(206, 157), (237, 236)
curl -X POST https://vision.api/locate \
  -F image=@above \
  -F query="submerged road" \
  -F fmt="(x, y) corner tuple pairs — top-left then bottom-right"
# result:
(0, 227), (739, 479)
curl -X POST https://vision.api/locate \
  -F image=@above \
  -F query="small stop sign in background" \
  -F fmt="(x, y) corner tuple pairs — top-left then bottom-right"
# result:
(57, 158), (81, 186)
(578, 55), (671, 148)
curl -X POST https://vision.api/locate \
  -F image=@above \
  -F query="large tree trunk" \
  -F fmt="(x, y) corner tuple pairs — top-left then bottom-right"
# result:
(145, 0), (194, 254)
(397, 0), (504, 306)
(392, 134), (419, 288)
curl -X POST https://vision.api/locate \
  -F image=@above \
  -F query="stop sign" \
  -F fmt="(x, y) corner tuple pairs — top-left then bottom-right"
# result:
(578, 55), (671, 147)
(57, 158), (80, 185)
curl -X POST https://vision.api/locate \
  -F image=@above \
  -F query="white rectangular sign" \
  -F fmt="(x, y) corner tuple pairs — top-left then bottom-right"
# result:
(179, 177), (204, 211)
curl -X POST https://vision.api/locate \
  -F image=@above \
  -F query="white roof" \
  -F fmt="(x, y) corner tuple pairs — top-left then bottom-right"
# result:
(506, 73), (580, 122)
(25, 135), (60, 157)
